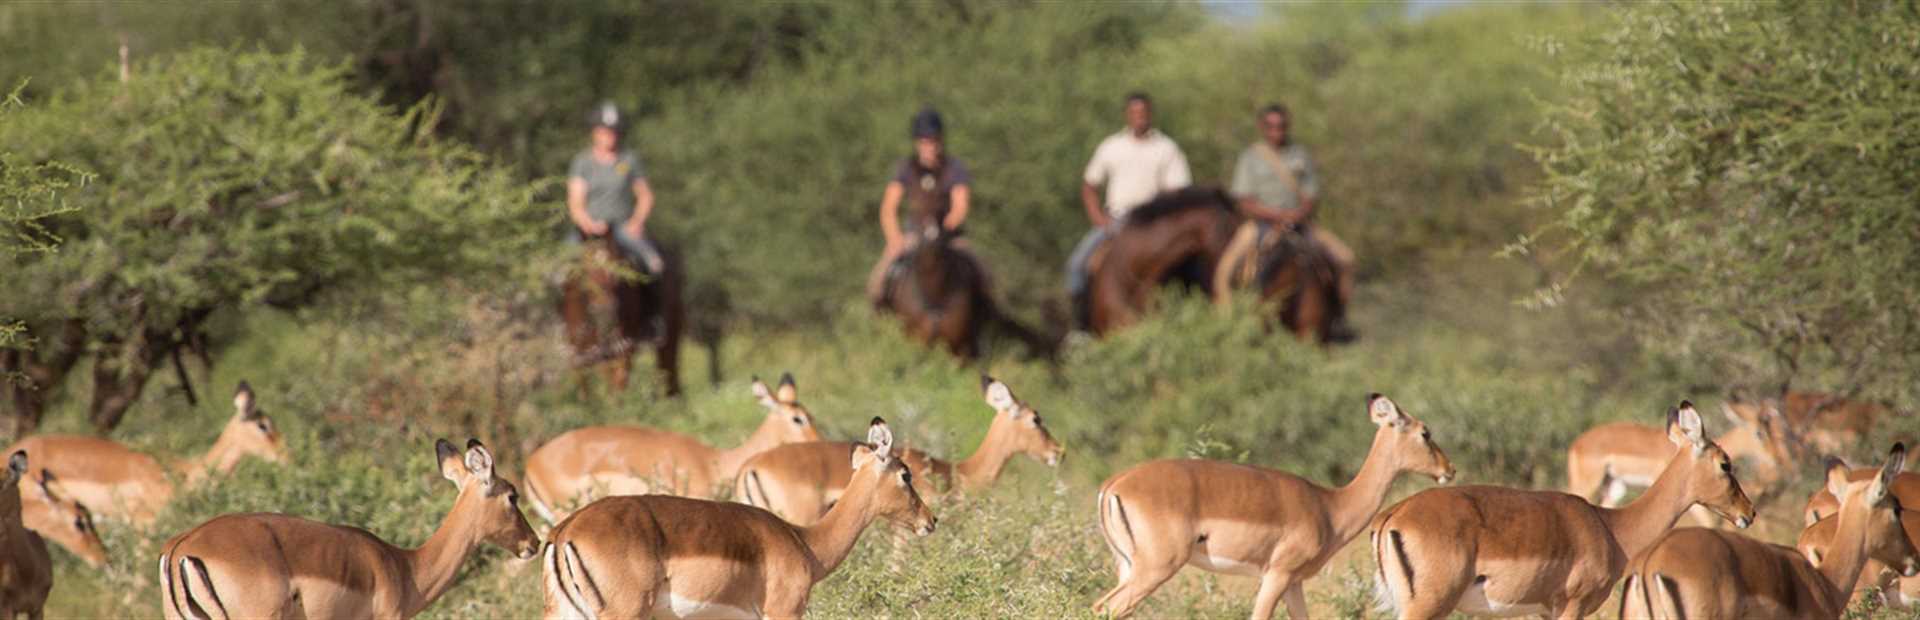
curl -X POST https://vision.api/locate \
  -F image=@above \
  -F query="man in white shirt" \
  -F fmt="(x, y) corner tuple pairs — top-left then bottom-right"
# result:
(1067, 92), (1192, 324)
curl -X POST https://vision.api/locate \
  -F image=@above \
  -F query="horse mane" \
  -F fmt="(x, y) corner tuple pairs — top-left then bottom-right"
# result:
(1120, 186), (1234, 226)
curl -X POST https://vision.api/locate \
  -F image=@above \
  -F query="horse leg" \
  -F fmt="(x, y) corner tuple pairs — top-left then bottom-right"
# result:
(655, 292), (684, 397)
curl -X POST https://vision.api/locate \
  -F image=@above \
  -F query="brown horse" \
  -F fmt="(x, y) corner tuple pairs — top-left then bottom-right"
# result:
(1084, 186), (1344, 342)
(879, 226), (1056, 360)
(561, 236), (684, 396)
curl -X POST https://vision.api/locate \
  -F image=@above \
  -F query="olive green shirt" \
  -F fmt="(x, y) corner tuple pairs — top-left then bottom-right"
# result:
(1228, 143), (1319, 214)
(568, 149), (646, 223)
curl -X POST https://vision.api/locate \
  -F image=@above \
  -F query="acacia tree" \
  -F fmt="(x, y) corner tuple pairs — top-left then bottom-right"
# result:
(1522, 2), (1920, 401)
(0, 48), (555, 434)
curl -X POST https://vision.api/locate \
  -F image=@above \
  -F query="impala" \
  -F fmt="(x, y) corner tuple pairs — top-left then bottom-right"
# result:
(1729, 391), (1886, 456)
(1566, 401), (1796, 525)
(18, 470), (109, 569)
(1091, 394), (1454, 620)
(736, 375), (1061, 525)
(1, 451), (51, 620)
(522, 373), (822, 524)
(1372, 401), (1754, 620)
(542, 417), (937, 619)
(1799, 465), (1920, 609)
(157, 438), (539, 620)
(1620, 445), (1920, 619)
(5, 382), (287, 524)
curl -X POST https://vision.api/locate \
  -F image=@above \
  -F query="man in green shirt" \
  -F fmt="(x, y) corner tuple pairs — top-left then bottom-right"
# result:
(1217, 104), (1356, 327)
(567, 101), (664, 273)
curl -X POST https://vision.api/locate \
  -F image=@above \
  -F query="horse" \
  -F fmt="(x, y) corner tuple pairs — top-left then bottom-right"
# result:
(879, 226), (1056, 360)
(1082, 186), (1344, 342)
(560, 235), (685, 396)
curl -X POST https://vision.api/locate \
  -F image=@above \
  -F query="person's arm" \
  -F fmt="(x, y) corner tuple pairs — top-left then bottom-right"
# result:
(1292, 150), (1320, 223)
(880, 181), (905, 253)
(568, 177), (607, 236)
(943, 184), (970, 232)
(1080, 182), (1109, 229)
(624, 177), (655, 238)
(1228, 151), (1286, 223)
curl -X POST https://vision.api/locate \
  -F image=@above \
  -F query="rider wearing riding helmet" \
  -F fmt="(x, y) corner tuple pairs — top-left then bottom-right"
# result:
(866, 106), (983, 308)
(567, 101), (665, 273)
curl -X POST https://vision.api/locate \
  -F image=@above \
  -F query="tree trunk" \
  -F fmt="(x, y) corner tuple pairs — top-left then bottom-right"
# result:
(87, 328), (166, 433)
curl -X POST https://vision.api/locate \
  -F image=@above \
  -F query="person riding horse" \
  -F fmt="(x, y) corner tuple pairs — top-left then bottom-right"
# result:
(561, 101), (684, 394)
(1067, 92), (1192, 329)
(1215, 103), (1356, 341)
(867, 107), (990, 309)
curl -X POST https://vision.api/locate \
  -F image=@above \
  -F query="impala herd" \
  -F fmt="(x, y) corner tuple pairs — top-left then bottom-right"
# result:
(0, 375), (1906, 619)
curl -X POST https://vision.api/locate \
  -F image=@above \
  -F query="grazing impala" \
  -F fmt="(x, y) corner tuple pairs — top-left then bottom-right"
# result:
(522, 374), (823, 524)
(5, 382), (287, 524)
(1799, 465), (1920, 608)
(1620, 445), (1920, 619)
(1090, 394), (1454, 620)
(157, 438), (540, 620)
(1, 451), (52, 620)
(542, 417), (937, 619)
(736, 376), (1061, 525)
(1372, 401), (1754, 620)
(1730, 391), (1887, 456)
(1567, 401), (1797, 525)
(18, 470), (109, 569)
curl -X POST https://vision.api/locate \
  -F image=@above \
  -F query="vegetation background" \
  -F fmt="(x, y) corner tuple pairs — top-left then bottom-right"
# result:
(1, 2), (1914, 617)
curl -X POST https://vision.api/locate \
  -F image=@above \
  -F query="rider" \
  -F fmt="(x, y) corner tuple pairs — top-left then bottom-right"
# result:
(567, 101), (664, 274)
(1218, 103), (1355, 335)
(866, 107), (979, 308)
(1067, 92), (1192, 324)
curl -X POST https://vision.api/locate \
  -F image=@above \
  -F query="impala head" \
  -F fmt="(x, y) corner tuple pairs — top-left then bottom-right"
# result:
(1366, 394), (1454, 484)
(849, 418), (937, 537)
(982, 376), (1063, 467)
(217, 381), (289, 466)
(1830, 445), (1920, 577)
(1, 450), (24, 516)
(435, 438), (541, 560)
(750, 373), (824, 444)
(1720, 400), (1803, 473)
(22, 470), (109, 568)
(1669, 401), (1757, 529)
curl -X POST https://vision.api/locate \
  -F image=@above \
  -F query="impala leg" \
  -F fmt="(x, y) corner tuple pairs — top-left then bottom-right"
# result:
(1249, 570), (1305, 620)
(1095, 564), (1179, 619)
(1281, 582), (1309, 620)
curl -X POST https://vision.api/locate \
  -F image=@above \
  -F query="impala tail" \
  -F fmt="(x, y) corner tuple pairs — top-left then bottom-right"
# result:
(544, 540), (604, 620)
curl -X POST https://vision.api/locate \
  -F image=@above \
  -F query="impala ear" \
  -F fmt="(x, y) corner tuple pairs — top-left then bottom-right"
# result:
(775, 372), (798, 405)
(866, 417), (894, 464)
(463, 439), (495, 484)
(984, 376), (1016, 415)
(850, 443), (879, 471)
(1368, 393), (1406, 428)
(6, 450), (25, 483)
(435, 439), (465, 483)
(1825, 457), (1853, 503)
(234, 381), (256, 419)
(751, 376), (775, 407)
(1873, 443), (1907, 506)
(1718, 401), (1748, 428)
(1668, 401), (1706, 450)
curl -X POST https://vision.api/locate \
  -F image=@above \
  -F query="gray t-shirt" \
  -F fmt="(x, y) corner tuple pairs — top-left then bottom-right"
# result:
(568, 149), (646, 223)
(1229, 143), (1319, 214)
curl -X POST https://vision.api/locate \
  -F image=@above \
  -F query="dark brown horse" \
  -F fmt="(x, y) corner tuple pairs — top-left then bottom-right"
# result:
(1084, 186), (1343, 342)
(879, 226), (1056, 360)
(561, 236), (684, 395)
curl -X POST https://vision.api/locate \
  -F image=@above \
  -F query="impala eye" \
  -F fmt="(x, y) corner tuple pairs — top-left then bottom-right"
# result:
(73, 517), (85, 531)
(1421, 429), (1432, 441)
(791, 416), (804, 425)
(1720, 461), (1732, 473)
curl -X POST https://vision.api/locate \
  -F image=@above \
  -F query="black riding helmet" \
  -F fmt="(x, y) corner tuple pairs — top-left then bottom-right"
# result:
(589, 101), (624, 130)
(910, 107), (943, 138)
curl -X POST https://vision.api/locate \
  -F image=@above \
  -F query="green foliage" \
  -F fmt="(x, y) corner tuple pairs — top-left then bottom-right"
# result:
(1522, 2), (1920, 402)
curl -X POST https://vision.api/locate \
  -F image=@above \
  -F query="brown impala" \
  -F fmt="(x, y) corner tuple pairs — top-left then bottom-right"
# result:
(1621, 446), (1920, 618)
(1566, 401), (1797, 526)
(5, 382), (287, 525)
(1, 451), (52, 620)
(735, 375), (1061, 525)
(522, 373), (822, 524)
(1372, 401), (1754, 619)
(156, 439), (540, 620)
(1092, 394), (1454, 620)
(541, 417), (936, 619)
(1798, 465), (1920, 609)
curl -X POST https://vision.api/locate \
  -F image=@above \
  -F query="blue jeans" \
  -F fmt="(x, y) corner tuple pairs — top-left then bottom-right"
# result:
(1064, 226), (1112, 297)
(566, 222), (664, 274)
